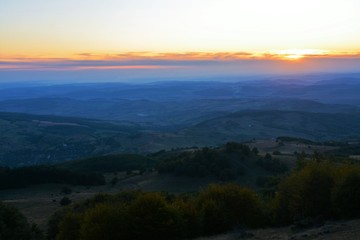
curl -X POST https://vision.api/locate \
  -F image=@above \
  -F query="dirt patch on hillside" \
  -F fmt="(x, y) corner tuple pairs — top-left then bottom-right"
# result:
(195, 219), (360, 240)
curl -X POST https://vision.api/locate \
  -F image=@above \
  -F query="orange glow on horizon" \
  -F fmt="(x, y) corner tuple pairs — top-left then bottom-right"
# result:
(1, 50), (359, 76)
(73, 65), (183, 70)
(1, 50), (360, 63)
(0, 64), (183, 71)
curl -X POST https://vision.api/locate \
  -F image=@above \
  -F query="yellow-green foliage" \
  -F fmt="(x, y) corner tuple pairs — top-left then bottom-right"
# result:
(171, 197), (200, 237)
(273, 161), (360, 224)
(50, 184), (264, 240)
(0, 201), (43, 240)
(56, 212), (83, 240)
(332, 164), (360, 218)
(50, 161), (360, 239)
(128, 193), (181, 240)
(198, 184), (266, 233)
(79, 204), (129, 240)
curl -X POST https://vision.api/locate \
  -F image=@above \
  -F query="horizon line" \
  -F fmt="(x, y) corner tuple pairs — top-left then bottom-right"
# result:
(2, 50), (360, 62)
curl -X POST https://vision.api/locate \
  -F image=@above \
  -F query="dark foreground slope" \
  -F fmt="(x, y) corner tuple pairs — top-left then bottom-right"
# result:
(195, 219), (360, 240)
(45, 159), (360, 240)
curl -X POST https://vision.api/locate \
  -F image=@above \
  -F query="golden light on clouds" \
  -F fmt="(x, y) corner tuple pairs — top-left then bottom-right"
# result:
(269, 49), (330, 60)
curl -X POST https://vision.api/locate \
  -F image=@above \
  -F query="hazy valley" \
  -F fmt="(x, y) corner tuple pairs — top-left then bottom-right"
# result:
(1, 74), (360, 240)
(1, 75), (360, 166)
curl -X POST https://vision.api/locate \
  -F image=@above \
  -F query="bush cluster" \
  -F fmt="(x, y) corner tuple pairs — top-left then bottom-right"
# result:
(48, 184), (266, 240)
(0, 201), (43, 240)
(50, 159), (360, 239)
(273, 161), (360, 224)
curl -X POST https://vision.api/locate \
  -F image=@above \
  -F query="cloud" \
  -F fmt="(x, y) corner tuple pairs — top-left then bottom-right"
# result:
(0, 52), (359, 83)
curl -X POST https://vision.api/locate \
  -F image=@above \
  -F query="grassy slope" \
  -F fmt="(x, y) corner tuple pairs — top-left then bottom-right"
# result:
(0, 139), (338, 230)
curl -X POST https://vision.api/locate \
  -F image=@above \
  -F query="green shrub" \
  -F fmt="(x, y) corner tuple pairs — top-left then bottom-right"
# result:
(273, 162), (335, 224)
(198, 184), (266, 233)
(0, 201), (43, 240)
(50, 162), (360, 240)
(55, 212), (82, 240)
(332, 165), (360, 218)
(60, 197), (72, 206)
(79, 204), (130, 240)
(171, 197), (200, 238)
(128, 193), (181, 240)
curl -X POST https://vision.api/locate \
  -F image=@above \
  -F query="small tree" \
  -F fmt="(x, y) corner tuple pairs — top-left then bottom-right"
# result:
(128, 193), (180, 240)
(332, 171), (360, 218)
(60, 197), (71, 206)
(61, 186), (72, 195)
(110, 177), (118, 186)
(56, 213), (82, 240)
(0, 201), (42, 239)
(79, 204), (130, 240)
(273, 162), (335, 224)
(252, 147), (259, 155)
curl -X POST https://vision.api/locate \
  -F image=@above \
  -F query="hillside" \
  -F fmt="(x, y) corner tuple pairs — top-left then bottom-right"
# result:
(1, 110), (360, 166)
(196, 219), (360, 240)
(0, 138), (339, 223)
(0, 79), (360, 127)
(0, 112), (142, 166)
(1, 138), (359, 238)
(184, 110), (360, 142)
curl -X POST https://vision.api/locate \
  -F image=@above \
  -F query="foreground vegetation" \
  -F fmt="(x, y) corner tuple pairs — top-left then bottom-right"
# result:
(0, 202), (43, 240)
(2, 139), (360, 239)
(40, 157), (360, 239)
(48, 184), (266, 240)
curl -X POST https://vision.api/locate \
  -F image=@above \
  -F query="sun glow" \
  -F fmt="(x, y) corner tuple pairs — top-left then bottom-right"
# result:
(283, 54), (304, 60)
(270, 49), (330, 60)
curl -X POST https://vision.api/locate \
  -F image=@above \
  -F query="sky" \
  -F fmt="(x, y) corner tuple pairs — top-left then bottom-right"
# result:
(0, 0), (360, 82)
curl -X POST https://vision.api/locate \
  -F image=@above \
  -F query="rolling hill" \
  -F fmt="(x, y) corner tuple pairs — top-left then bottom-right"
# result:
(1, 109), (360, 166)
(0, 112), (142, 166)
(183, 110), (360, 143)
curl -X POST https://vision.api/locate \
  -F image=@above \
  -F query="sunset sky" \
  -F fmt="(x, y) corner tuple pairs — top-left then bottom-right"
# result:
(1, 0), (359, 81)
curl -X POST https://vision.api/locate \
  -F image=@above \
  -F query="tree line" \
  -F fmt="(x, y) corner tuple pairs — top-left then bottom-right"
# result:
(157, 142), (259, 180)
(0, 166), (105, 189)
